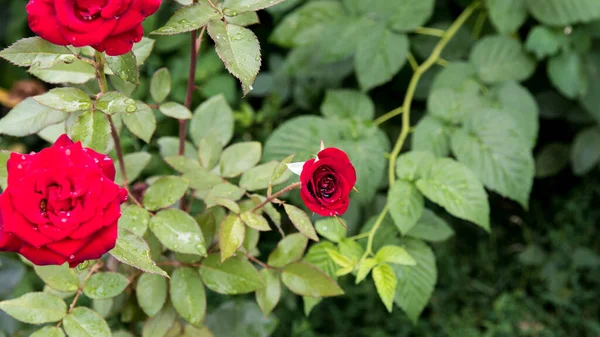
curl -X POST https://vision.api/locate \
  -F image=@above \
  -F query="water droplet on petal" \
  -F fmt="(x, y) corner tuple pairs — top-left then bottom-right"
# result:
(65, 149), (71, 156)
(69, 255), (75, 259)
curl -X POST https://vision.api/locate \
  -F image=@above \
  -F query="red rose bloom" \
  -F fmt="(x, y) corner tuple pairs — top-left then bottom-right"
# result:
(300, 148), (356, 217)
(0, 134), (127, 267)
(26, 0), (161, 56)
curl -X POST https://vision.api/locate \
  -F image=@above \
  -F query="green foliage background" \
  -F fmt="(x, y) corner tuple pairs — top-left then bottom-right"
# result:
(0, 0), (599, 336)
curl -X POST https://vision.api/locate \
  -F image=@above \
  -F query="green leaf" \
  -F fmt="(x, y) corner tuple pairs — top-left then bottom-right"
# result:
(204, 183), (245, 206)
(240, 212), (271, 231)
(451, 109), (534, 208)
(183, 169), (223, 199)
(395, 151), (436, 182)
(143, 176), (190, 211)
(268, 233), (308, 268)
(284, 204), (319, 242)
(199, 254), (265, 294)
(0, 37), (75, 69)
(170, 267), (206, 325)
(581, 50), (600, 120)
(315, 217), (347, 243)
(150, 68), (171, 103)
(0, 151), (8, 189)
(0, 98), (67, 136)
(115, 152), (152, 185)
(63, 307), (110, 337)
(255, 269), (281, 317)
(69, 110), (110, 153)
(303, 242), (337, 279)
(240, 161), (292, 191)
(159, 102), (193, 120)
(219, 215), (246, 262)
(375, 246), (416, 266)
(571, 127), (600, 175)
(137, 273), (168, 317)
(355, 258), (377, 284)
(281, 262), (344, 297)
(29, 60), (96, 84)
(388, 181), (424, 235)
(271, 154), (295, 183)
(34, 263), (79, 292)
(142, 304), (177, 337)
(321, 90), (374, 121)
(190, 95), (234, 146)
(411, 116), (451, 157)
(526, 0), (600, 25)
(427, 87), (483, 124)
(535, 143), (570, 178)
(373, 263), (396, 312)
(33, 88), (92, 113)
(317, 17), (373, 63)
(416, 158), (490, 231)
(225, 11), (260, 26)
(223, 0), (286, 14)
(105, 51), (139, 85)
(158, 137), (197, 158)
(132, 37), (155, 65)
(164, 156), (202, 174)
(486, 0), (528, 34)
(525, 26), (562, 60)
(325, 249), (354, 270)
(30, 327), (65, 337)
(219, 141), (262, 177)
(349, 0), (434, 32)
(83, 272), (129, 299)
(355, 26), (409, 91)
(490, 81), (539, 148)
(92, 298), (113, 319)
(208, 20), (261, 95)
(95, 91), (138, 115)
(198, 136), (223, 169)
(121, 101), (156, 143)
(393, 238), (436, 323)
(206, 301), (277, 337)
(303, 297), (321, 316)
(407, 209), (455, 242)
(109, 229), (168, 277)
(151, 2), (222, 35)
(470, 35), (536, 83)
(150, 209), (206, 255)
(0, 292), (66, 324)
(548, 51), (587, 99)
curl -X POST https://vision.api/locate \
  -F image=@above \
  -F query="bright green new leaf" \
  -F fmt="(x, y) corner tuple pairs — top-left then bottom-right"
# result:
(30, 327), (65, 337)
(0, 151), (8, 189)
(376, 246), (416, 266)
(486, 0), (528, 34)
(34, 263), (79, 293)
(150, 209), (206, 255)
(115, 152), (152, 185)
(63, 307), (110, 337)
(83, 272), (129, 299)
(470, 35), (536, 83)
(170, 267), (206, 325)
(526, 0), (600, 26)
(219, 215), (246, 262)
(241, 211), (271, 231)
(69, 110), (110, 153)
(388, 180), (424, 234)
(321, 89), (374, 121)
(143, 176), (190, 211)
(207, 20), (261, 95)
(325, 249), (353, 270)
(0, 98), (67, 136)
(33, 87), (92, 112)
(219, 141), (262, 177)
(284, 204), (319, 241)
(0, 292), (66, 324)
(151, 2), (222, 35)
(150, 68), (171, 103)
(268, 233), (308, 268)
(373, 263), (397, 312)
(0, 37), (75, 69)
(255, 269), (281, 317)
(121, 101), (156, 143)
(159, 102), (193, 120)
(571, 127), (600, 175)
(190, 95), (234, 147)
(240, 161), (292, 191)
(338, 238), (364, 262)
(548, 51), (587, 99)
(315, 217), (347, 243)
(416, 158), (490, 231)
(355, 258), (378, 284)
(407, 209), (455, 242)
(281, 262), (344, 297)
(396, 151), (436, 182)
(137, 273), (168, 317)
(95, 91), (138, 115)
(109, 229), (168, 277)
(199, 254), (265, 294)
(106, 51), (139, 84)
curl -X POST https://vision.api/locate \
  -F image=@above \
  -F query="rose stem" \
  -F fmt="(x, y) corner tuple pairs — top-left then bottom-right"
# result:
(94, 51), (143, 208)
(244, 252), (276, 270)
(56, 261), (104, 327)
(249, 182), (302, 213)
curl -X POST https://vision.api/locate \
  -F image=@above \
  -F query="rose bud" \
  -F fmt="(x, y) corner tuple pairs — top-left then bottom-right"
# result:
(26, 0), (162, 56)
(0, 134), (127, 267)
(297, 147), (357, 217)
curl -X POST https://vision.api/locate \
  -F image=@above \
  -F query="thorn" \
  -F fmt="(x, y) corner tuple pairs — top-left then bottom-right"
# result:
(320, 140), (325, 151)
(334, 215), (347, 229)
(353, 186), (359, 193)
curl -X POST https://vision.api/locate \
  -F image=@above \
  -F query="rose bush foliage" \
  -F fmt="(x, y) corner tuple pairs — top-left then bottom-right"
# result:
(0, 0), (599, 336)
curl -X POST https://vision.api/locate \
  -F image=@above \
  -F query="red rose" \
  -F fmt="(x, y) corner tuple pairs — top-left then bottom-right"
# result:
(300, 148), (356, 217)
(0, 134), (127, 267)
(26, 0), (161, 56)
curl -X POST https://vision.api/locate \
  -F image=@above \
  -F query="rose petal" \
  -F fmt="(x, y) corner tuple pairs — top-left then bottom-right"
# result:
(68, 213), (103, 239)
(53, 134), (75, 148)
(46, 237), (90, 259)
(93, 24), (143, 56)
(111, 0), (161, 35)
(81, 147), (116, 181)
(38, 223), (74, 241)
(8, 212), (53, 248)
(100, 0), (124, 18)
(0, 206), (22, 252)
(19, 244), (67, 266)
(69, 223), (117, 267)
(26, 0), (69, 45)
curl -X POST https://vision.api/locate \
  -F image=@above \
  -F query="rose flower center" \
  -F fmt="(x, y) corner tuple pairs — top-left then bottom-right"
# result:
(74, 0), (108, 20)
(318, 175), (336, 198)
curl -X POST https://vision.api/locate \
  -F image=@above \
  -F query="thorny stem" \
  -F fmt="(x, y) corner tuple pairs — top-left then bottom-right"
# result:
(94, 52), (143, 208)
(249, 182), (302, 213)
(362, 1), (481, 265)
(57, 261), (104, 327)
